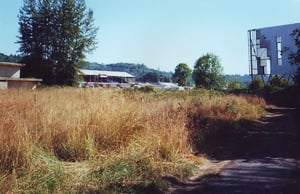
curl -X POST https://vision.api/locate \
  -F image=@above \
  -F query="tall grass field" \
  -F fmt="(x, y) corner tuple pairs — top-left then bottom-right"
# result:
(0, 88), (266, 193)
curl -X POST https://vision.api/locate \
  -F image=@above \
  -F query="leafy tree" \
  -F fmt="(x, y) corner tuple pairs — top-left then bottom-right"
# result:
(289, 28), (300, 106)
(18, 0), (98, 85)
(269, 75), (290, 88)
(193, 53), (225, 89)
(140, 72), (159, 82)
(227, 78), (242, 90)
(289, 28), (300, 66)
(172, 63), (192, 86)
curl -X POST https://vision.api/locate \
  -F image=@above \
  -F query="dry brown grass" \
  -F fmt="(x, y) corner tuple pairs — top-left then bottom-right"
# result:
(0, 88), (266, 193)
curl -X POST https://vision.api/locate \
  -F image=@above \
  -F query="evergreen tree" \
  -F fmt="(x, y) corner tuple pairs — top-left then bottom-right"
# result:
(18, 0), (98, 85)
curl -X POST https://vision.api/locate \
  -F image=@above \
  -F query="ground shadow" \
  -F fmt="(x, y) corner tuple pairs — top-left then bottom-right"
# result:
(170, 107), (300, 194)
(193, 107), (300, 161)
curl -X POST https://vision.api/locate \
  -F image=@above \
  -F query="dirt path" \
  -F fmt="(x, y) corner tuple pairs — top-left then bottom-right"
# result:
(168, 107), (300, 194)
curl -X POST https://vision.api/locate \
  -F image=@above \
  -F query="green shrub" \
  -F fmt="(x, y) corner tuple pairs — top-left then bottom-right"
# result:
(293, 68), (300, 107)
(269, 75), (290, 88)
(227, 78), (242, 91)
(137, 85), (155, 93)
(248, 78), (264, 91)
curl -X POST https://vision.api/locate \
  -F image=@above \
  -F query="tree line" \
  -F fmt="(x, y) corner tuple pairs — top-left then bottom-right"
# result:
(172, 53), (226, 90)
(0, 53), (21, 63)
(14, 0), (300, 94)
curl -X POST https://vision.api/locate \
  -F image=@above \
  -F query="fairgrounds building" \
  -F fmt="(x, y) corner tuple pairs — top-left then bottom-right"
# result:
(80, 69), (135, 88)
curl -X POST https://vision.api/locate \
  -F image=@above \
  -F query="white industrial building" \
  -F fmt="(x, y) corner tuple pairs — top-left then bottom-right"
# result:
(248, 23), (300, 80)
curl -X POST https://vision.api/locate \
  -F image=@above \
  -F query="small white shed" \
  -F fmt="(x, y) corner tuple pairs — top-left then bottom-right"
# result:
(0, 62), (42, 89)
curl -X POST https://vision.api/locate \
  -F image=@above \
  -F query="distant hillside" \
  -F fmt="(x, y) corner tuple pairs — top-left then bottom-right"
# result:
(225, 74), (251, 83)
(0, 53), (21, 63)
(225, 74), (252, 88)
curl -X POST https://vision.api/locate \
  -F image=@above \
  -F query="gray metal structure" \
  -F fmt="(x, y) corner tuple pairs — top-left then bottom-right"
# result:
(248, 23), (300, 80)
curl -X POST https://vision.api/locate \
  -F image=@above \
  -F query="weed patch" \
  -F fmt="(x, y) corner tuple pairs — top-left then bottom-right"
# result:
(0, 88), (265, 193)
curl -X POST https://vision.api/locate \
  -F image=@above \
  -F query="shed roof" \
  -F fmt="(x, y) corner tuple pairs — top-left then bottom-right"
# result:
(0, 62), (25, 67)
(0, 77), (42, 82)
(80, 69), (135, 78)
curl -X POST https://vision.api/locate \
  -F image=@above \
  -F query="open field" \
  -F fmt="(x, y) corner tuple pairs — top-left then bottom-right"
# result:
(0, 88), (266, 193)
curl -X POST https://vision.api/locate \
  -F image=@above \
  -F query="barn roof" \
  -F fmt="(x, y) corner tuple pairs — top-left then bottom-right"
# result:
(80, 69), (135, 78)
(0, 62), (25, 67)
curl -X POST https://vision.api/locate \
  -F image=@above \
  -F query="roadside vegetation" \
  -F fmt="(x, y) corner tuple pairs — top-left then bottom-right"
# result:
(245, 75), (298, 107)
(0, 88), (266, 193)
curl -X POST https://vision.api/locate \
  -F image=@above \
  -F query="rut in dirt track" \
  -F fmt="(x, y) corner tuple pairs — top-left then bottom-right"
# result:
(169, 107), (300, 194)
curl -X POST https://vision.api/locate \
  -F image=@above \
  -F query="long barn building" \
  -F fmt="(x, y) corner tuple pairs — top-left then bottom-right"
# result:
(80, 69), (135, 88)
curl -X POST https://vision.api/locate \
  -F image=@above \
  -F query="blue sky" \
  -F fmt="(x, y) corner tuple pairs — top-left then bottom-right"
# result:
(1, 0), (300, 74)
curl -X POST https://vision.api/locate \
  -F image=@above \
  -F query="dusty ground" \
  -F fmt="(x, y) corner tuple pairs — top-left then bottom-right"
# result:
(168, 107), (300, 194)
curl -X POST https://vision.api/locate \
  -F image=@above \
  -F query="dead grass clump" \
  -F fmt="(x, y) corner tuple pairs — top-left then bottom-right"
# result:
(0, 90), (33, 174)
(0, 88), (266, 193)
(31, 88), (146, 161)
(185, 93), (266, 153)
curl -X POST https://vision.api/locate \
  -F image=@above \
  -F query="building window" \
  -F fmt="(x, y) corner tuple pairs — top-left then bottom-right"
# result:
(276, 36), (282, 66)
